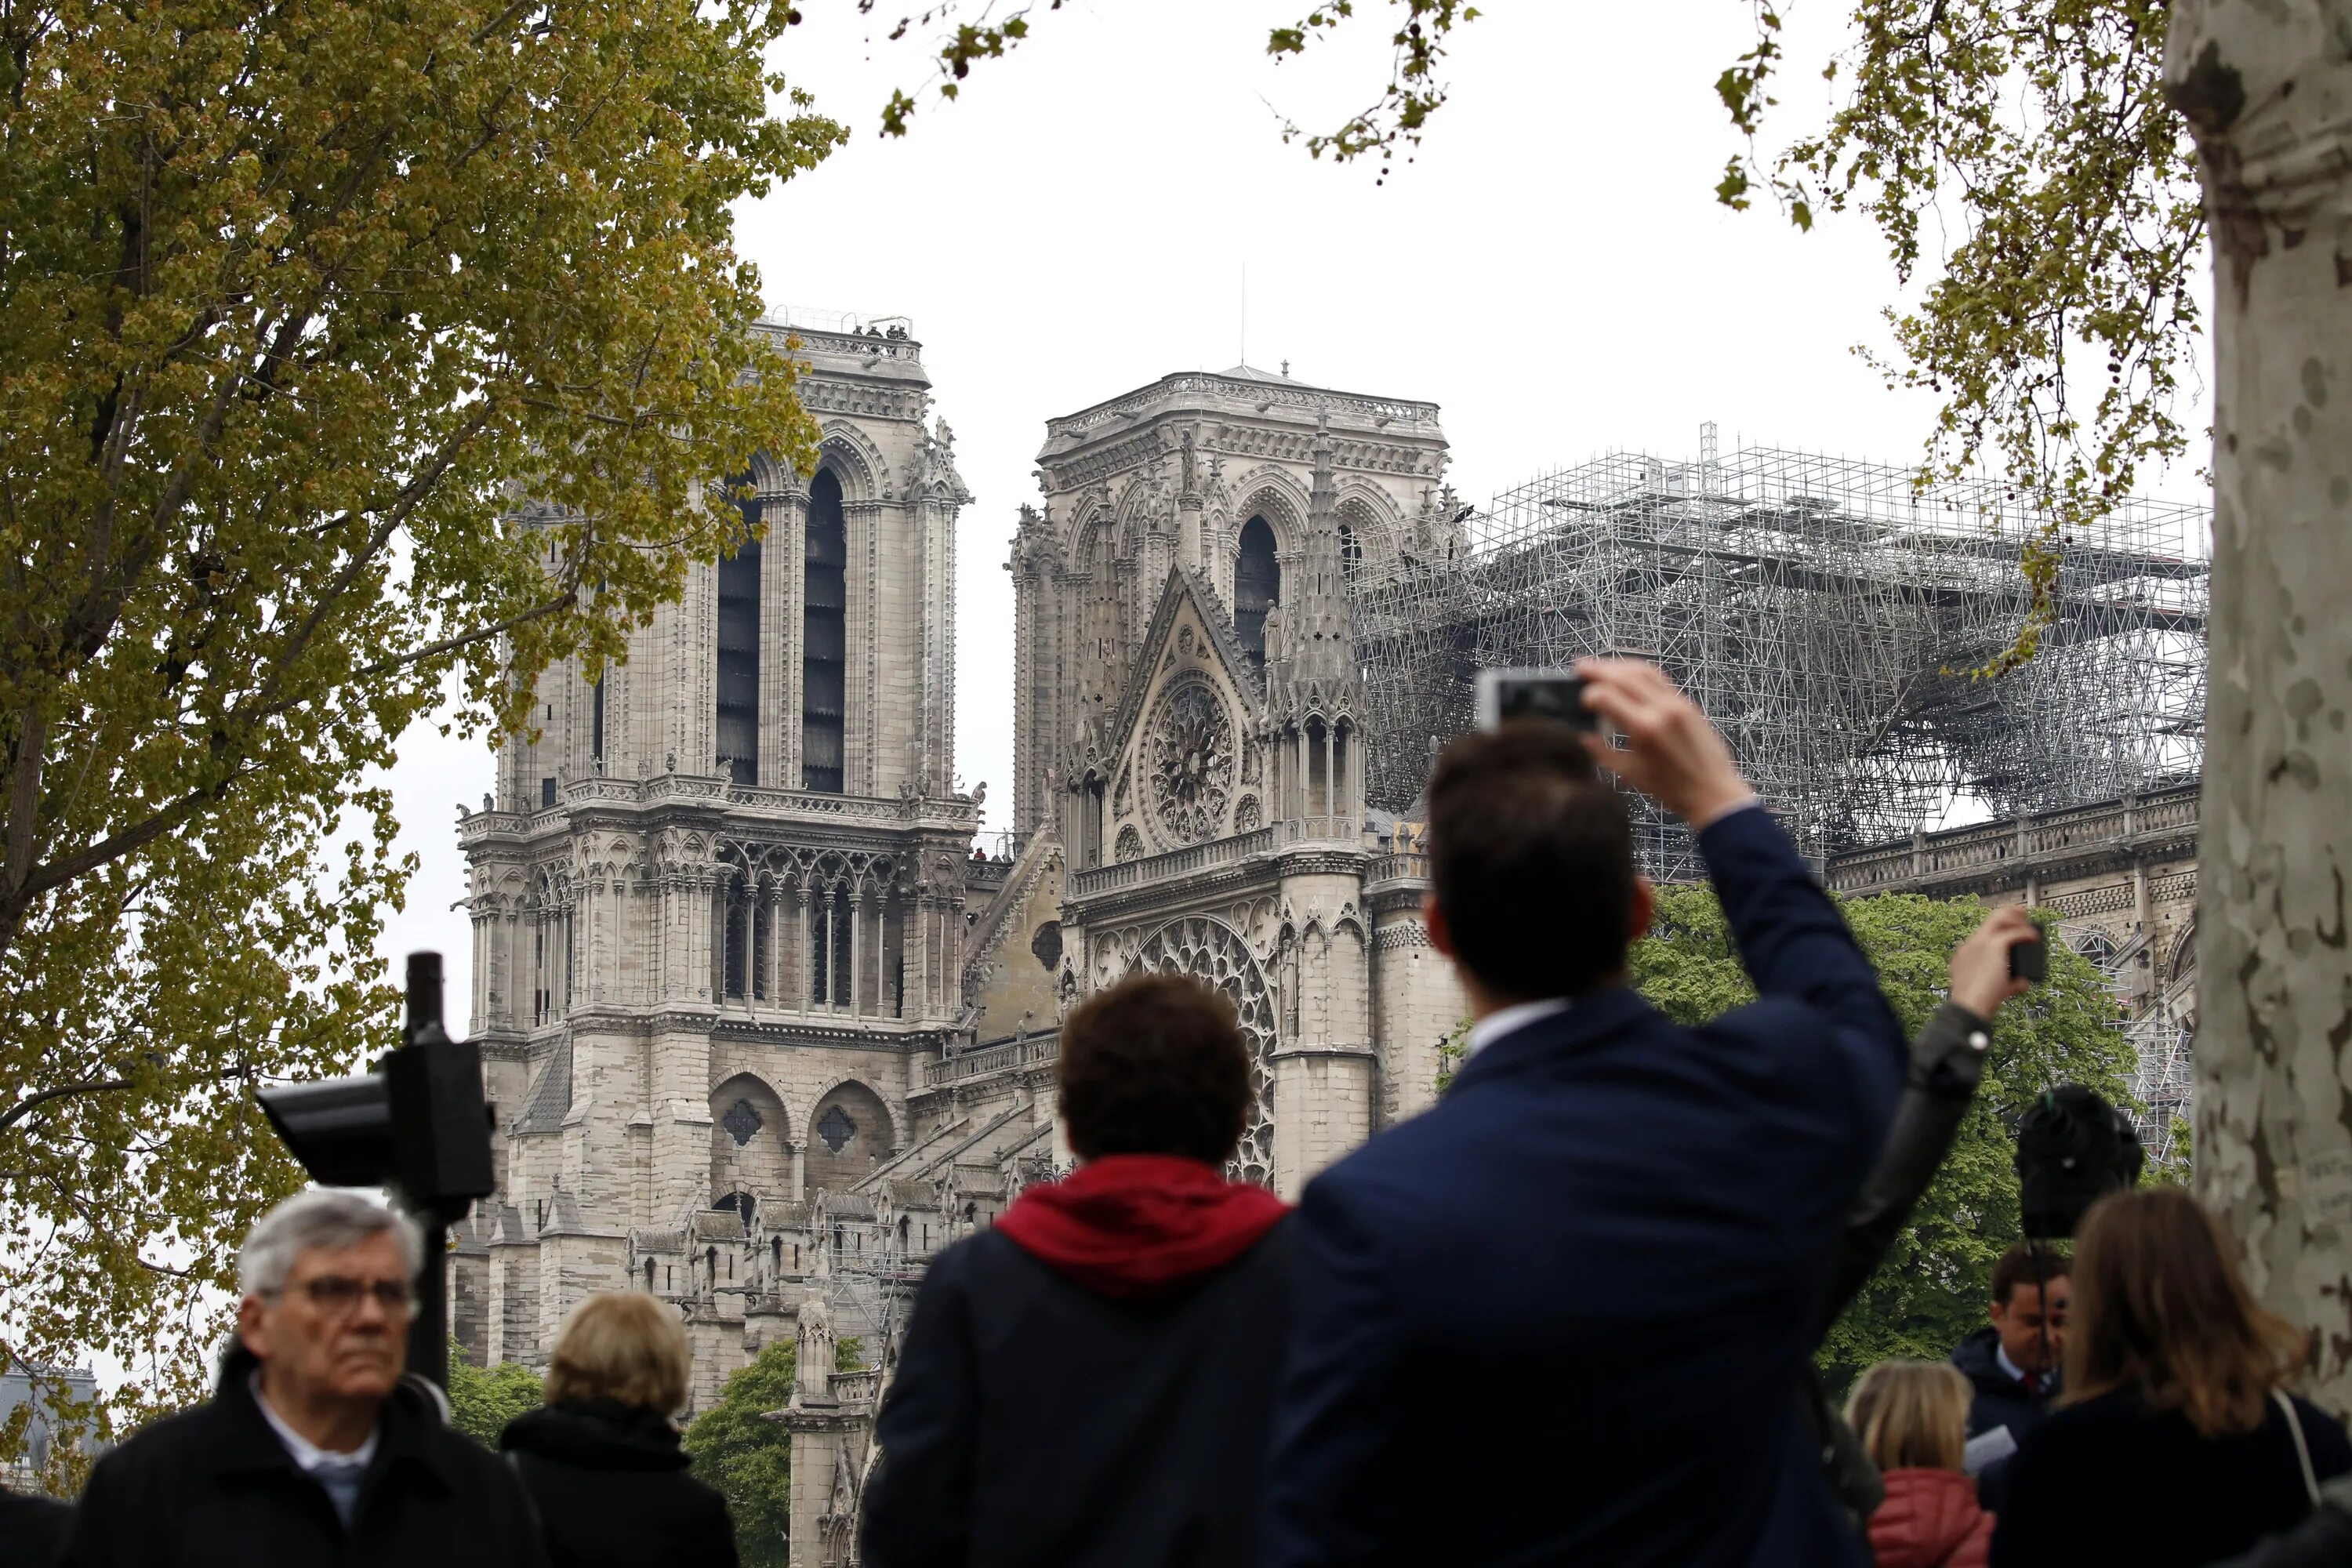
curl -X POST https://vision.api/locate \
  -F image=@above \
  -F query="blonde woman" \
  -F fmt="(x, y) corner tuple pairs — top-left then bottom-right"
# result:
(1847, 1361), (1995, 1568)
(499, 1291), (737, 1568)
(1991, 1189), (2352, 1567)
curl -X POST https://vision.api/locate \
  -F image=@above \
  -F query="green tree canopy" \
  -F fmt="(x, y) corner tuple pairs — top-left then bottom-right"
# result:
(0, 0), (844, 1449)
(447, 1344), (546, 1450)
(1632, 887), (2136, 1389)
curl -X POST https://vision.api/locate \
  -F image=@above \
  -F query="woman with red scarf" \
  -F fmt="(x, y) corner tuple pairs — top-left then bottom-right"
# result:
(860, 973), (1292, 1568)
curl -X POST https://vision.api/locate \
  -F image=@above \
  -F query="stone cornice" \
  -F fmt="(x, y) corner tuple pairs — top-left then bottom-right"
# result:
(1824, 782), (2199, 903)
(1267, 1043), (1378, 1064)
(1065, 858), (1272, 924)
(1273, 847), (1370, 879)
(1042, 371), (1440, 452)
(460, 777), (978, 855)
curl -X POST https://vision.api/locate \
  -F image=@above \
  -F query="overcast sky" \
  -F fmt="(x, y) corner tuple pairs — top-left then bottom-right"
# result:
(373, 0), (2212, 1026)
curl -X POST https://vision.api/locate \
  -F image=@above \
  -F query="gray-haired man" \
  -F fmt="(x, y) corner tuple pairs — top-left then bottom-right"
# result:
(61, 1189), (546, 1568)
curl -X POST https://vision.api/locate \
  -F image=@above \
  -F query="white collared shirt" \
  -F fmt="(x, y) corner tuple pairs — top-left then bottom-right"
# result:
(1995, 1342), (2043, 1388)
(250, 1371), (380, 1475)
(1463, 997), (1574, 1062)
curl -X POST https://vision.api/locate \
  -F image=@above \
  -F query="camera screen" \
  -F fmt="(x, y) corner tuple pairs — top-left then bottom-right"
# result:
(1478, 670), (1595, 732)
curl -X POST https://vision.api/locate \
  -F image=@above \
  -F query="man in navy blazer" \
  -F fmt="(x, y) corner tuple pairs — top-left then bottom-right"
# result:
(1261, 659), (1907, 1567)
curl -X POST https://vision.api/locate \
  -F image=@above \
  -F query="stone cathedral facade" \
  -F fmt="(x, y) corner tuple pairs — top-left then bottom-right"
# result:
(982, 366), (1473, 1189)
(450, 317), (985, 1392)
(451, 344), (1475, 1565)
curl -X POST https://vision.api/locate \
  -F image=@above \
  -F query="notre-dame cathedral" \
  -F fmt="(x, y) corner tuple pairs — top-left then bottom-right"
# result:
(452, 318), (1467, 1563)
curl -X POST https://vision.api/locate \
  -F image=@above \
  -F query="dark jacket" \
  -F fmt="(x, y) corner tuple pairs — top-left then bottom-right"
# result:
(1813, 1000), (1999, 1525)
(1991, 1385), (2352, 1568)
(1260, 804), (1908, 1568)
(2211, 1471), (2352, 1568)
(861, 1218), (1294, 1568)
(499, 1399), (735, 1568)
(0, 1487), (73, 1568)
(58, 1345), (546, 1568)
(1952, 1326), (2057, 1450)
(1951, 1324), (2056, 1509)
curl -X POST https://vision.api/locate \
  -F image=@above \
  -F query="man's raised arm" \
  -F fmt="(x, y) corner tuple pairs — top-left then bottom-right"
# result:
(1574, 658), (1906, 1116)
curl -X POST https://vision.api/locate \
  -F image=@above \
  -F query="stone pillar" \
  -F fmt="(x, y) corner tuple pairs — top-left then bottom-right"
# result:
(1269, 1046), (1377, 1201)
(797, 887), (814, 1013)
(848, 892), (865, 1018)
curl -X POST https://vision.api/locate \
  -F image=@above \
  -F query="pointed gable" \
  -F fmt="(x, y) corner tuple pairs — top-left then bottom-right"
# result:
(1094, 568), (1272, 861)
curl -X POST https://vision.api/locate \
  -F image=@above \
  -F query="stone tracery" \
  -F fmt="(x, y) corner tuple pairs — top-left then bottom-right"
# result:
(1145, 673), (1235, 846)
(1131, 916), (1276, 1187)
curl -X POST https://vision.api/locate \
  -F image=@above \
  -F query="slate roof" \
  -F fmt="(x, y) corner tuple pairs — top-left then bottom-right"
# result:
(512, 1040), (572, 1136)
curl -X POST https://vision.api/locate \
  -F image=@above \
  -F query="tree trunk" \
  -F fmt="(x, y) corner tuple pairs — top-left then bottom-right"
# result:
(2169, 2), (2352, 1414)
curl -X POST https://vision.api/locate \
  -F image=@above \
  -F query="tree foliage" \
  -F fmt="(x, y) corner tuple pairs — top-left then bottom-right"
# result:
(1717, 1), (2202, 673)
(0, 0), (844, 1451)
(1632, 886), (2136, 1391)
(685, 1334), (866, 1568)
(447, 1342), (546, 1450)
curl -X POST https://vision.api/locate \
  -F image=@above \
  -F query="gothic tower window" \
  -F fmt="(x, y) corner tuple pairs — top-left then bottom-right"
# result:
(1307, 717), (1330, 819)
(590, 676), (604, 768)
(1340, 521), (1362, 583)
(1236, 517), (1280, 662)
(716, 481), (760, 786)
(803, 469), (849, 793)
(753, 891), (770, 1002)
(722, 891), (749, 999)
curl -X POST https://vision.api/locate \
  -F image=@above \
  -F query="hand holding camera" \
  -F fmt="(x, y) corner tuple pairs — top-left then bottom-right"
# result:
(1566, 658), (1757, 828)
(1950, 904), (2044, 1019)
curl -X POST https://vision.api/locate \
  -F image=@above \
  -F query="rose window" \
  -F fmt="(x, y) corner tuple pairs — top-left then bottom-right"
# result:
(1146, 676), (1236, 845)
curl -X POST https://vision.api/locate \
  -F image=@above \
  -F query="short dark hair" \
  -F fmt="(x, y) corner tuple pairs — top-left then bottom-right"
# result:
(1057, 973), (1250, 1164)
(1425, 720), (1635, 1000)
(1991, 1240), (2071, 1305)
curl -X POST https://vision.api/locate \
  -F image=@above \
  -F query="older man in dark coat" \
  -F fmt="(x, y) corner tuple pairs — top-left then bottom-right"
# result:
(60, 1189), (544, 1568)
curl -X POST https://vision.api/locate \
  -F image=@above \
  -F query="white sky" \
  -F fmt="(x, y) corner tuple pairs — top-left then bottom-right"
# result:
(372, 0), (2212, 1027)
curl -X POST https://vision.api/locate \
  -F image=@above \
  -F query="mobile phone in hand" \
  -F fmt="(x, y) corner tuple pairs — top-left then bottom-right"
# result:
(2009, 931), (2048, 984)
(1475, 668), (1596, 732)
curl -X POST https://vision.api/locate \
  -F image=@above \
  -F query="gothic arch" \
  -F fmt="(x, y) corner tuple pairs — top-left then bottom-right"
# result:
(1128, 916), (1278, 1187)
(710, 1072), (793, 1205)
(2166, 919), (2198, 987)
(748, 449), (802, 500)
(1230, 466), (1310, 543)
(803, 1080), (895, 1195)
(815, 422), (889, 503)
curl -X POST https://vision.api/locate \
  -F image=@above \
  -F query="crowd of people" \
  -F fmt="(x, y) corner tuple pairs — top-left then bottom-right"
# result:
(5, 658), (2349, 1566)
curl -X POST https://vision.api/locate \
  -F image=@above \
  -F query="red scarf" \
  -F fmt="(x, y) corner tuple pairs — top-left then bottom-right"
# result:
(993, 1154), (1290, 1300)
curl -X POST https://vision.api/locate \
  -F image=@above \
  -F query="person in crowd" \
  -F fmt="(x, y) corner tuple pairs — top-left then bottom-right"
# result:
(1951, 1240), (2070, 1497)
(1812, 902), (2044, 1523)
(1992, 1189), (2352, 1567)
(0, 1483), (73, 1568)
(500, 1290), (735, 1568)
(861, 971), (1291, 1568)
(1260, 657), (1909, 1566)
(1847, 1361), (1997, 1568)
(59, 1189), (544, 1568)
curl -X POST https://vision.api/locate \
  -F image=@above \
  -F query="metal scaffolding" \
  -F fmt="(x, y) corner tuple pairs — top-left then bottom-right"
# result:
(1345, 425), (2209, 880)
